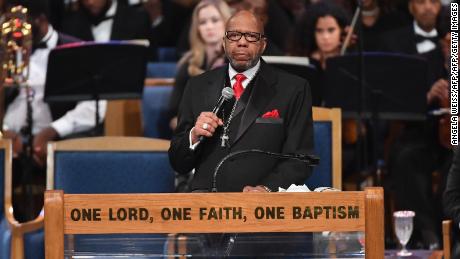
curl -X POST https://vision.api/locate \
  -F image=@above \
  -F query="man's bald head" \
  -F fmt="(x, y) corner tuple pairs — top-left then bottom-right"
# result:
(226, 10), (264, 35)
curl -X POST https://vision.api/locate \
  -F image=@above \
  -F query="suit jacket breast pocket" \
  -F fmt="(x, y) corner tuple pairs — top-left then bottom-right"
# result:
(255, 118), (284, 124)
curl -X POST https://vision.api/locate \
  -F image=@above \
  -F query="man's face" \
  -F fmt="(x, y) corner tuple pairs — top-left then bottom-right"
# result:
(409, 0), (441, 31)
(81, 0), (108, 16)
(223, 13), (266, 72)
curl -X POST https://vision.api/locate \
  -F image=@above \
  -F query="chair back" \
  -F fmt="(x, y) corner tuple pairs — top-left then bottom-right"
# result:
(307, 107), (342, 189)
(47, 137), (175, 194)
(142, 86), (173, 139)
(157, 47), (178, 62)
(146, 62), (177, 78)
(46, 137), (174, 257)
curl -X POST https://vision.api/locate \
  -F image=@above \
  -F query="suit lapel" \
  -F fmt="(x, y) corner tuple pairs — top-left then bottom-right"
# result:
(110, 5), (123, 40)
(408, 26), (419, 55)
(204, 66), (227, 111)
(233, 61), (277, 145)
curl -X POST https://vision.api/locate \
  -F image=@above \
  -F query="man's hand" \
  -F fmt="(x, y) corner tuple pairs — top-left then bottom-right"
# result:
(191, 112), (223, 144)
(33, 127), (58, 167)
(342, 26), (358, 49)
(242, 185), (270, 192)
(3, 130), (23, 158)
(169, 116), (178, 131)
(427, 79), (449, 104)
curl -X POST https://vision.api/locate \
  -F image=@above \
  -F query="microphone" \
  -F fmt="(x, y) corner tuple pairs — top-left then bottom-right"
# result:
(211, 149), (320, 192)
(212, 149), (320, 257)
(212, 87), (234, 114)
(197, 87), (234, 145)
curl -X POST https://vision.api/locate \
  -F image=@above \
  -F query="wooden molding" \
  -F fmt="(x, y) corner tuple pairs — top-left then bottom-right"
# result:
(144, 78), (174, 86)
(443, 220), (452, 259)
(364, 187), (384, 259)
(45, 190), (64, 259)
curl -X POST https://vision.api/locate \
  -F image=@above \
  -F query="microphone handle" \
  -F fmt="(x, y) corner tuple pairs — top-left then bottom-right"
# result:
(197, 96), (227, 144)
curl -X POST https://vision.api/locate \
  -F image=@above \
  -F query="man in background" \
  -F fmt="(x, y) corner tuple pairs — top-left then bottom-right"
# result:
(4, 0), (106, 221)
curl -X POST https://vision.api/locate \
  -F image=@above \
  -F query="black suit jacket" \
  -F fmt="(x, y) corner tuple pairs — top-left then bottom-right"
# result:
(47, 32), (83, 121)
(5, 32), (80, 120)
(380, 25), (418, 55)
(168, 60), (314, 192)
(61, 4), (155, 60)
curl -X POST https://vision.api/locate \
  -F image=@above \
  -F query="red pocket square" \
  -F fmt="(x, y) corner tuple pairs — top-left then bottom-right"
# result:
(262, 109), (280, 118)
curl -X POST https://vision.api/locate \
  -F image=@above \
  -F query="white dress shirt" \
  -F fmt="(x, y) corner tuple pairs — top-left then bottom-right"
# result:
(188, 60), (261, 150)
(414, 21), (438, 54)
(91, 0), (117, 42)
(3, 25), (107, 137)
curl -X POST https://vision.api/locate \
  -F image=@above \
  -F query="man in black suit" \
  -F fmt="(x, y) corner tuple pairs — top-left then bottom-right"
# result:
(169, 10), (313, 193)
(381, 0), (441, 55)
(61, 0), (155, 59)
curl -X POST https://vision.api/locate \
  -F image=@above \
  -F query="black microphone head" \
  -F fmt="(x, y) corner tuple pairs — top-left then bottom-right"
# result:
(221, 87), (234, 100)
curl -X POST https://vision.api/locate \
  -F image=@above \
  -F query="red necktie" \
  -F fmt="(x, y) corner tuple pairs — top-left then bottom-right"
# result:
(233, 73), (247, 100)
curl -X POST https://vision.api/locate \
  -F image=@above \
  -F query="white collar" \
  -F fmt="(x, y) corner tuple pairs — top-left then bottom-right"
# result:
(228, 59), (261, 88)
(106, 0), (117, 18)
(38, 24), (58, 49)
(413, 21), (438, 37)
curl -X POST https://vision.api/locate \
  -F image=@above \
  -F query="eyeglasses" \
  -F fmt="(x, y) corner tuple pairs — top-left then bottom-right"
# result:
(225, 31), (265, 43)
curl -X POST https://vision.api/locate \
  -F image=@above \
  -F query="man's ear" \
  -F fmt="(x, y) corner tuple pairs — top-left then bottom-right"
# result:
(260, 38), (267, 55)
(222, 38), (226, 52)
(408, 1), (414, 16)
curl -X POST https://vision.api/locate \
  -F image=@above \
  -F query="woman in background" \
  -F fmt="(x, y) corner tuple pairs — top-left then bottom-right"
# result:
(289, 2), (349, 69)
(169, 0), (231, 130)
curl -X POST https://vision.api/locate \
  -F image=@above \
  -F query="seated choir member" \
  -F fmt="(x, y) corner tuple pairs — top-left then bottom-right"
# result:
(3, 0), (106, 222)
(169, 0), (231, 131)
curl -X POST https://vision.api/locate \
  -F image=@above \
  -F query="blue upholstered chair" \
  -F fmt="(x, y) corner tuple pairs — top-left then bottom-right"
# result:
(146, 62), (177, 78)
(46, 137), (175, 256)
(142, 86), (174, 139)
(0, 140), (44, 259)
(47, 137), (175, 194)
(306, 107), (342, 189)
(157, 47), (178, 62)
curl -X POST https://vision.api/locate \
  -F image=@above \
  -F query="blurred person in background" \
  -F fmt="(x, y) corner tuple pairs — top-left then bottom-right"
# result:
(354, 0), (409, 51)
(3, 0), (106, 222)
(169, 0), (231, 131)
(143, 0), (196, 50)
(61, 0), (156, 59)
(288, 1), (349, 70)
(168, 0), (231, 192)
(381, 0), (442, 55)
(388, 6), (452, 249)
(278, 0), (308, 23)
(174, 0), (290, 56)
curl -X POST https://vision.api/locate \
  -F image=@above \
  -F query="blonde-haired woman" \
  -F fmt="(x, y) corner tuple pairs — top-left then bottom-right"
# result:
(169, 0), (231, 130)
